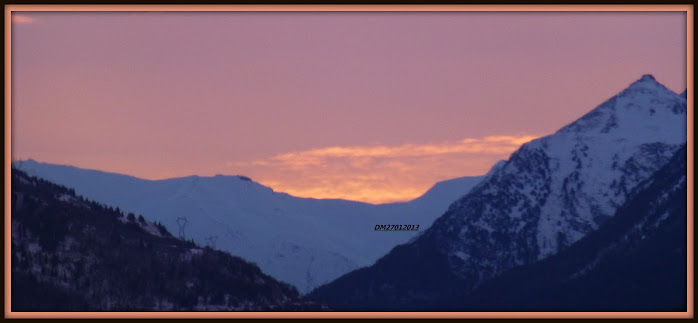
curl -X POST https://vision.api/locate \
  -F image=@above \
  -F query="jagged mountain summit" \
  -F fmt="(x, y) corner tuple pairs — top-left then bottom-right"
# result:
(12, 158), (494, 294)
(308, 74), (687, 310)
(10, 168), (323, 311)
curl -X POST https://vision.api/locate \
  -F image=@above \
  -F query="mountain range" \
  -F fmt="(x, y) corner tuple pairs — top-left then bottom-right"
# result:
(11, 74), (688, 311)
(12, 158), (499, 294)
(308, 74), (688, 310)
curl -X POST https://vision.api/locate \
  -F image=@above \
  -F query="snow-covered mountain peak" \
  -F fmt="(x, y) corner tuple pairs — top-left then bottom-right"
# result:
(556, 75), (685, 140)
(639, 73), (655, 81)
(413, 74), (688, 291)
(626, 74), (659, 89)
(619, 74), (678, 98)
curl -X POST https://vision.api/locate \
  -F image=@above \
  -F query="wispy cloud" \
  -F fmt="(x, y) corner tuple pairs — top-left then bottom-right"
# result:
(12, 14), (36, 25)
(258, 134), (538, 164)
(228, 134), (539, 204)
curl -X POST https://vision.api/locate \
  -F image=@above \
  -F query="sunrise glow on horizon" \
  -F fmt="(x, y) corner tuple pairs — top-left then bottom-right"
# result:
(10, 10), (687, 204)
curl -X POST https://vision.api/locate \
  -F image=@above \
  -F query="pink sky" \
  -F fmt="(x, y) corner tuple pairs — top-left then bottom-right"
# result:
(11, 11), (687, 203)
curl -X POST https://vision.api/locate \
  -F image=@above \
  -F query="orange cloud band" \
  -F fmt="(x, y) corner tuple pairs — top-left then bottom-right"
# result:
(267, 134), (539, 162)
(229, 134), (538, 204)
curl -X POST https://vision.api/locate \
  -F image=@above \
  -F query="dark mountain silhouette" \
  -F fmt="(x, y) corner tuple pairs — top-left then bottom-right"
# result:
(10, 168), (325, 311)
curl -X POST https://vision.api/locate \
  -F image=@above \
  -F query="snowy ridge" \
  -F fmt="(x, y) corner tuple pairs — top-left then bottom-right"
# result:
(13, 159), (486, 293)
(428, 74), (686, 287)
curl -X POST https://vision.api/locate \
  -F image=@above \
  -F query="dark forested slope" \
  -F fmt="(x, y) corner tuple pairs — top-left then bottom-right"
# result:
(10, 168), (323, 311)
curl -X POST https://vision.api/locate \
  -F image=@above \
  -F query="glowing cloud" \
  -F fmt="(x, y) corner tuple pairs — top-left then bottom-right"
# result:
(229, 134), (539, 204)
